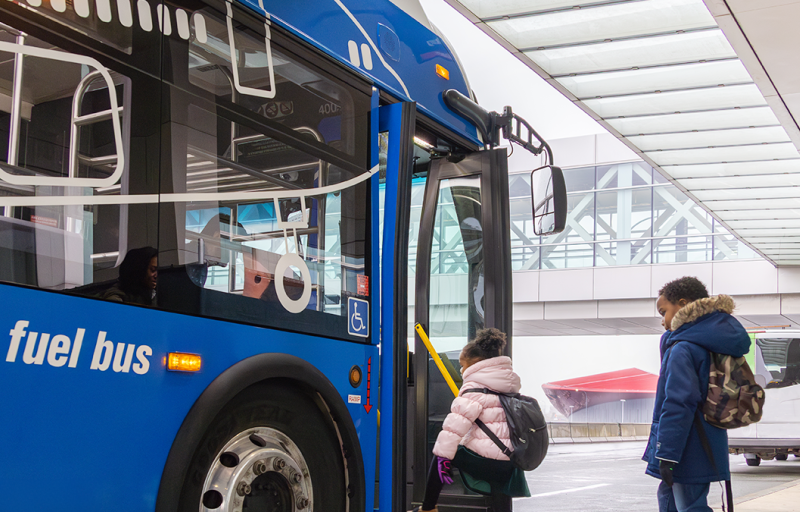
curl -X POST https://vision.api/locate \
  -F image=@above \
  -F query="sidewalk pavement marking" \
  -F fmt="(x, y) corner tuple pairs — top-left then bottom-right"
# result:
(515, 483), (611, 499)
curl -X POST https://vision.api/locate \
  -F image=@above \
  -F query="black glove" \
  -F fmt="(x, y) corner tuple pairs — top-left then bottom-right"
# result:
(659, 459), (675, 487)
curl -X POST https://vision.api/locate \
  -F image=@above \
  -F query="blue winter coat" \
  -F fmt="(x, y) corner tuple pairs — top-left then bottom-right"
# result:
(642, 295), (750, 484)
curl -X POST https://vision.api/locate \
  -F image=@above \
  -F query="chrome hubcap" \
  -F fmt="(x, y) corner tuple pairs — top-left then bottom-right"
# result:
(201, 427), (313, 512)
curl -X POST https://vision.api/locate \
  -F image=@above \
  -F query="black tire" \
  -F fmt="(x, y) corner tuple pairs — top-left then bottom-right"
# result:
(177, 380), (347, 512)
(776, 453), (788, 461)
(745, 456), (761, 467)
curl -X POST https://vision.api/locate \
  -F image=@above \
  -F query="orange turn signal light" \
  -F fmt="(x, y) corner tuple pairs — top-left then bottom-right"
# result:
(436, 64), (450, 80)
(168, 352), (202, 372)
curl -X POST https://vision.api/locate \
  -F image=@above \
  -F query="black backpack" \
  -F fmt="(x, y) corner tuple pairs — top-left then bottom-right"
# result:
(462, 388), (548, 471)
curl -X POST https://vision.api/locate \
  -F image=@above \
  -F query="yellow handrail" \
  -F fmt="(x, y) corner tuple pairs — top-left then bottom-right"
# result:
(415, 322), (459, 397)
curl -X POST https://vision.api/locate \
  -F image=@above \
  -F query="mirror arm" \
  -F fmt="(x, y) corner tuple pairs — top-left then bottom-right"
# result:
(443, 90), (555, 164)
(443, 89), (495, 148)
(496, 106), (553, 165)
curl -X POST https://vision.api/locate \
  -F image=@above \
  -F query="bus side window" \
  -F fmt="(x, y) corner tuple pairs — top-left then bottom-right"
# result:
(159, 95), (370, 340)
(0, 24), (155, 297)
(185, 7), (366, 159)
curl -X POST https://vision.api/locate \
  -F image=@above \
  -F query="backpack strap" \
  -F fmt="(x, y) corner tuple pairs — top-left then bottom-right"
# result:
(461, 388), (513, 458)
(694, 409), (734, 512)
(474, 419), (513, 459)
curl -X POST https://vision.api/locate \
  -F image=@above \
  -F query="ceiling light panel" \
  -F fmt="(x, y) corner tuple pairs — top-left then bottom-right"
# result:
(717, 209), (800, 221)
(743, 236), (800, 244)
(557, 60), (752, 99)
(456, 0), (582, 18)
(726, 219), (800, 229)
(629, 126), (790, 152)
(732, 228), (800, 237)
(703, 198), (800, 210)
(608, 107), (779, 136)
(693, 187), (800, 201)
(584, 84), (766, 119)
(647, 143), (799, 166)
(751, 243), (800, 249)
(527, 30), (735, 76)
(449, 0), (800, 265)
(679, 174), (800, 191)
(487, 0), (715, 50)
(663, 160), (800, 178)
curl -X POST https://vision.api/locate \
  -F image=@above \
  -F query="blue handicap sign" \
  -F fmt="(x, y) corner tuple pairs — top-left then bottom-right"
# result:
(348, 297), (369, 337)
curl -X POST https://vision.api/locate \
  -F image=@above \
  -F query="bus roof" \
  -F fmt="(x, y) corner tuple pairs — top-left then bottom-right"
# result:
(238, 0), (481, 145)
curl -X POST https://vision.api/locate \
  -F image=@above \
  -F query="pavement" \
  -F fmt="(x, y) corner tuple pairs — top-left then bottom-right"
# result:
(733, 479), (800, 512)
(509, 441), (800, 512)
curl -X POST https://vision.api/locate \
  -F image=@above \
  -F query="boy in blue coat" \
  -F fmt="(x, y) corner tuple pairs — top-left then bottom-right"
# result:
(643, 277), (750, 512)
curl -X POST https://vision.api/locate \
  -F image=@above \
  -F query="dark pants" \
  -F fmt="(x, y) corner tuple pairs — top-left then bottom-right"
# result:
(421, 456), (512, 512)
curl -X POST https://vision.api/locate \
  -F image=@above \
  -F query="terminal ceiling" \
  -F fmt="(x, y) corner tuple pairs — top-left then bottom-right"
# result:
(443, 0), (800, 266)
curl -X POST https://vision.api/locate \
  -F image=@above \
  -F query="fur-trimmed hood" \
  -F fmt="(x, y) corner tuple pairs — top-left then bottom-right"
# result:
(665, 294), (750, 358)
(671, 294), (735, 331)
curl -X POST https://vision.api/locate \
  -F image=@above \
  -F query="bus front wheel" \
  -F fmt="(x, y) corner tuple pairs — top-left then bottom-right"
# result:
(178, 381), (348, 512)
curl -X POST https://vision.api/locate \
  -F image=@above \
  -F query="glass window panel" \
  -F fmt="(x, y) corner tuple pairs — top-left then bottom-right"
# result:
(652, 187), (712, 236)
(647, 143), (799, 166)
(459, 0), (603, 18)
(540, 243), (594, 269)
(595, 187), (652, 242)
(527, 30), (735, 76)
(407, 178), (426, 276)
(167, 100), (369, 337)
(6, 0), (133, 53)
(652, 236), (713, 263)
(0, 28), (138, 291)
(653, 170), (670, 184)
(608, 106), (778, 136)
(557, 60), (752, 99)
(663, 159), (800, 178)
(511, 245), (541, 271)
(487, 0), (715, 50)
(583, 84), (767, 119)
(597, 162), (651, 189)
(755, 337), (800, 388)
(595, 240), (652, 266)
(508, 172), (532, 198)
(629, 126), (790, 152)
(680, 174), (800, 191)
(542, 192), (595, 246)
(563, 165), (596, 192)
(188, 8), (369, 158)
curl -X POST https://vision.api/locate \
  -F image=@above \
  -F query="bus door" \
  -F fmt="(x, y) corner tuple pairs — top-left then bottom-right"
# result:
(411, 148), (513, 511)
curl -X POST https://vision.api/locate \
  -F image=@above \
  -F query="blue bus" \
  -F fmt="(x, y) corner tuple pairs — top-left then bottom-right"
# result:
(0, 0), (564, 510)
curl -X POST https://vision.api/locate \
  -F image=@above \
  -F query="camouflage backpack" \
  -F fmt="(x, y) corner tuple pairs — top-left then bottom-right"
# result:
(703, 353), (765, 429)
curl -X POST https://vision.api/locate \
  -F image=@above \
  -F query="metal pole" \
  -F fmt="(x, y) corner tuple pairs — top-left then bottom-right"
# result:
(5, 33), (26, 218)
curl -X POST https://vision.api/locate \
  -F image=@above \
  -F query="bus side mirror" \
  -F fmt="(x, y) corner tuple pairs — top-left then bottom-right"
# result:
(530, 165), (567, 236)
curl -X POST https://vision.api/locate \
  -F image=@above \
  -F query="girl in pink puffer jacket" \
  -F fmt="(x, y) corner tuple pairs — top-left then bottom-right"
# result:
(416, 328), (527, 512)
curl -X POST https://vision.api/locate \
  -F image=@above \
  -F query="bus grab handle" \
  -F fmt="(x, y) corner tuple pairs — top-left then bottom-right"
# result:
(415, 323), (459, 397)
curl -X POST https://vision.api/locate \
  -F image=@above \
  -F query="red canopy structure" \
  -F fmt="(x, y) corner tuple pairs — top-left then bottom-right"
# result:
(542, 368), (658, 417)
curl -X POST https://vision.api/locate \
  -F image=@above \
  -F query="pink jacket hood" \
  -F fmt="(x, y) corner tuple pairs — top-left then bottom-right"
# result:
(461, 356), (520, 393)
(432, 356), (522, 461)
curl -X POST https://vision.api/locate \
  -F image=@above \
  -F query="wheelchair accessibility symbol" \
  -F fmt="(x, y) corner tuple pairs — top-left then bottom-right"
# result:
(348, 297), (369, 337)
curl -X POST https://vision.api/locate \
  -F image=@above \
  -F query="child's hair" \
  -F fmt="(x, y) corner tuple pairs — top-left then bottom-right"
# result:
(658, 276), (709, 304)
(462, 328), (507, 361)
